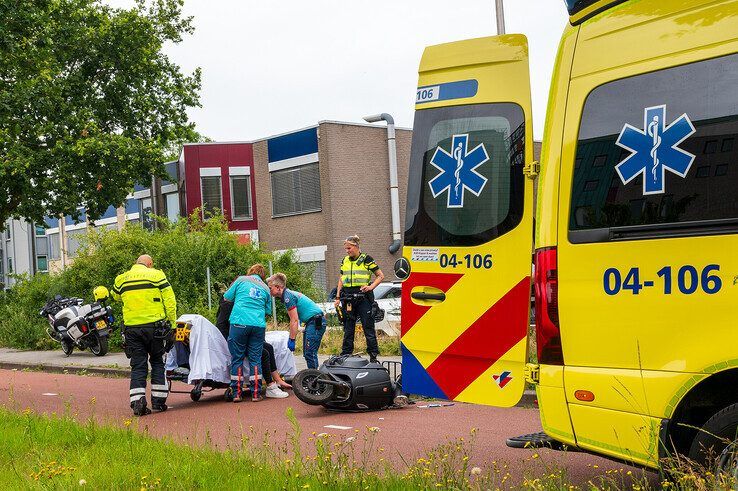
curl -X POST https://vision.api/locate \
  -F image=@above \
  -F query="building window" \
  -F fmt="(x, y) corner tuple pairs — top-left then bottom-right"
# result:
(200, 176), (223, 217)
(230, 176), (252, 220)
(125, 198), (139, 215)
(48, 233), (60, 260)
(36, 255), (48, 273)
(35, 224), (46, 236)
(7, 256), (12, 274)
(4, 226), (10, 241)
(270, 163), (321, 217)
(139, 197), (153, 230)
(67, 229), (84, 258)
(165, 193), (179, 222)
(0, 249), (4, 278)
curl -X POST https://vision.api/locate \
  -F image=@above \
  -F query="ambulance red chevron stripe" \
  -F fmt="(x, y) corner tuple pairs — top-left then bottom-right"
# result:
(401, 271), (530, 404)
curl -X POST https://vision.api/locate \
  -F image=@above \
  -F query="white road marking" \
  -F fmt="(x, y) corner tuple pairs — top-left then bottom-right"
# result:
(323, 425), (353, 430)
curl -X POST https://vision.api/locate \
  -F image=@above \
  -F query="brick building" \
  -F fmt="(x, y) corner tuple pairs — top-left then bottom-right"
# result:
(252, 122), (412, 293)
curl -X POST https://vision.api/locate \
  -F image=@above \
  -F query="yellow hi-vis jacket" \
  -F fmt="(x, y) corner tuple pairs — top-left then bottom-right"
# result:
(111, 264), (177, 327)
(340, 253), (379, 288)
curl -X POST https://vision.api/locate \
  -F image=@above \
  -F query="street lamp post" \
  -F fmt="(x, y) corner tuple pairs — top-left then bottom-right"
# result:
(495, 0), (506, 35)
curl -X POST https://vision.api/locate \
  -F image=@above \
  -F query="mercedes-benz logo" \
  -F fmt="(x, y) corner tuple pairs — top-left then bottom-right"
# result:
(394, 258), (410, 280)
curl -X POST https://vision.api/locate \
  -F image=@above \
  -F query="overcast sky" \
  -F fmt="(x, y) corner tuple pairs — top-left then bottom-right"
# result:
(110, 1), (569, 141)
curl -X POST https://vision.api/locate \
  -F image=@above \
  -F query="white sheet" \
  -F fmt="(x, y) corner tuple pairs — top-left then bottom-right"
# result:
(165, 316), (296, 383)
(265, 330), (297, 377)
(165, 314), (231, 385)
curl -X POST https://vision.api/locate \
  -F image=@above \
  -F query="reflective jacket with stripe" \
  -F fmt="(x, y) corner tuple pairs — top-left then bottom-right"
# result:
(340, 253), (379, 289)
(111, 264), (177, 327)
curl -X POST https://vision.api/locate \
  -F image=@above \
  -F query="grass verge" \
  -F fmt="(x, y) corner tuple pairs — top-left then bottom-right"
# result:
(1, 405), (733, 490)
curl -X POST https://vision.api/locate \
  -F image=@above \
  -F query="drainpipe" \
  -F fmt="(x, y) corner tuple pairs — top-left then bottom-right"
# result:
(363, 113), (402, 254)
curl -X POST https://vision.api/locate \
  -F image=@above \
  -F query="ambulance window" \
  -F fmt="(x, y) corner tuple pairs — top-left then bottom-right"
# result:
(569, 52), (738, 242)
(405, 103), (525, 247)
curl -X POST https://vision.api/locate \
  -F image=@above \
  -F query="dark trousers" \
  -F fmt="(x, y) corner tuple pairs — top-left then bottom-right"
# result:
(126, 326), (168, 407)
(262, 343), (277, 384)
(304, 315), (327, 369)
(228, 324), (265, 394)
(341, 296), (379, 358)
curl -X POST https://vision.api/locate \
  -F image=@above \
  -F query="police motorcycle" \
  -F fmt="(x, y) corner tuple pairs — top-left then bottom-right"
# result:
(39, 286), (116, 357)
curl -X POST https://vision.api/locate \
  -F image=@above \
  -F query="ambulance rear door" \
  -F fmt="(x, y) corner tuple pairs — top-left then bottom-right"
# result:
(399, 35), (535, 407)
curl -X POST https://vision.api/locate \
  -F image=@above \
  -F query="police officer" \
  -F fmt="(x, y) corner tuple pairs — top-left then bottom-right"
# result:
(112, 254), (177, 416)
(335, 235), (384, 362)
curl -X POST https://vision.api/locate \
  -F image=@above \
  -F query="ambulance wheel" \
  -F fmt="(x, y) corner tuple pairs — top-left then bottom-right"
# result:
(293, 369), (335, 405)
(61, 340), (74, 357)
(90, 336), (108, 356)
(190, 389), (202, 402)
(688, 403), (738, 469)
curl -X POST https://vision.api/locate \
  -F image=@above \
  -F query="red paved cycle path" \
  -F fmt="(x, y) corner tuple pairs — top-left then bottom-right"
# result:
(1, 369), (655, 485)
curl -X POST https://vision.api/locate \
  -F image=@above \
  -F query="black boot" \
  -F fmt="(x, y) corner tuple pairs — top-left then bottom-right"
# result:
(131, 398), (151, 416)
(152, 403), (167, 412)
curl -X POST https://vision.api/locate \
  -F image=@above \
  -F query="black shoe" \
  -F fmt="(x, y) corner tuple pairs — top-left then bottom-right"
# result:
(370, 357), (379, 364)
(132, 398), (151, 417)
(152, 403), (168, 412)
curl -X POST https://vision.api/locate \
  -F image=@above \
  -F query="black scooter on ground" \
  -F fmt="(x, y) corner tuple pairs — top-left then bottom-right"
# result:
(292, 354), (407, 411)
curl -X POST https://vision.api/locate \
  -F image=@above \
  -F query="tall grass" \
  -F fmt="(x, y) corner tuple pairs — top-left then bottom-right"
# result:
(2, 402), (734, 490)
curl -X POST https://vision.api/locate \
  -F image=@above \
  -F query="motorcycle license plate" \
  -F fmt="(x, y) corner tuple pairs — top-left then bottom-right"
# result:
(175, 325), (191, 342)
(95, 320), (107, 330)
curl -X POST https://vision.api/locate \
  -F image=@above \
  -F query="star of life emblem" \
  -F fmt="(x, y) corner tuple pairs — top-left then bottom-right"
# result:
(428, 134), (489, 208)
(615, 105), (696, 195)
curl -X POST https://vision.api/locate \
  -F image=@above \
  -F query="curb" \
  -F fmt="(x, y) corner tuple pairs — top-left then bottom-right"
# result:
(0, 361), (129, 378)
(0, 361), (539, 408)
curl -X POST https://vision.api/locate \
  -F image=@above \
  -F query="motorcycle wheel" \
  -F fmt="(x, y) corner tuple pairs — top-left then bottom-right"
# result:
(61, 340), (74, 357)
(90, 335), (109, 356)
(293, 369), (335, 405)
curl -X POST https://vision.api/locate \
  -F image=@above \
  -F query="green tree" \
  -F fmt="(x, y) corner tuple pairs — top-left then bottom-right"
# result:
(0, 0), (201, 227)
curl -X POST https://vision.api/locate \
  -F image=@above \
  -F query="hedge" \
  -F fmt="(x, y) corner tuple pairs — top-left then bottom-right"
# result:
(0, 214), (321, 350)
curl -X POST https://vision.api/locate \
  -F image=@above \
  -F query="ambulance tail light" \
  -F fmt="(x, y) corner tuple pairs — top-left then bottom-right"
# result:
(534, 247), (563, 365)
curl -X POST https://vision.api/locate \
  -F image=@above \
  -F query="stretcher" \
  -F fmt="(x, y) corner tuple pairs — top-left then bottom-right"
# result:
(165, 315), (297, 401)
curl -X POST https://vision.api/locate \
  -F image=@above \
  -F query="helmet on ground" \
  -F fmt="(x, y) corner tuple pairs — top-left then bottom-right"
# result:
(93, 286), (109, 301)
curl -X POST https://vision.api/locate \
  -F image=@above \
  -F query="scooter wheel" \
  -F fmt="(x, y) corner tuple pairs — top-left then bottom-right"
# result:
(293, 369), (335, 405)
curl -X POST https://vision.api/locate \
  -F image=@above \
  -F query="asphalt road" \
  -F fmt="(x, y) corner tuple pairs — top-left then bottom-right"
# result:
(1, 369), (656, 486)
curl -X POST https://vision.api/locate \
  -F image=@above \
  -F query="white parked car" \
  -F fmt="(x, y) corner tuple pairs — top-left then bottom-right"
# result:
(319, 282), (401, 336)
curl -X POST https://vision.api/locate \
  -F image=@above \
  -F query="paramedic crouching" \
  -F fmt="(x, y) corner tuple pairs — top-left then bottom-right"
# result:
(112, 254), (177, 417)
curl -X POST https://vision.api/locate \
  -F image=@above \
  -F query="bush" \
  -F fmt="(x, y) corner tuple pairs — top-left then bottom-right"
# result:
(0, 213), (320, 350)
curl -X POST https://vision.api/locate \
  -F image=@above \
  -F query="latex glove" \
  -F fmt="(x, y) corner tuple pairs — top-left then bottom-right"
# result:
(287, 338), (296, 352)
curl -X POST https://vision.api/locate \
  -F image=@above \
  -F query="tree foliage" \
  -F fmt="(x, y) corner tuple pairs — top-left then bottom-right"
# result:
(0, 0), (202, 227)
(0, 214), (321, 349)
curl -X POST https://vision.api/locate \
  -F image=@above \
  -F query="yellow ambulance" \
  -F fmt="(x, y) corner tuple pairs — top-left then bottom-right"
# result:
(398, 0), (738, 470)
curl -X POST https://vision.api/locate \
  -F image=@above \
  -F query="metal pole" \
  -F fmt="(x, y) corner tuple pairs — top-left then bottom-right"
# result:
(495, 0), (506, 35)
(269, 260), (277, 327)
(206, 266), (212, 310)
